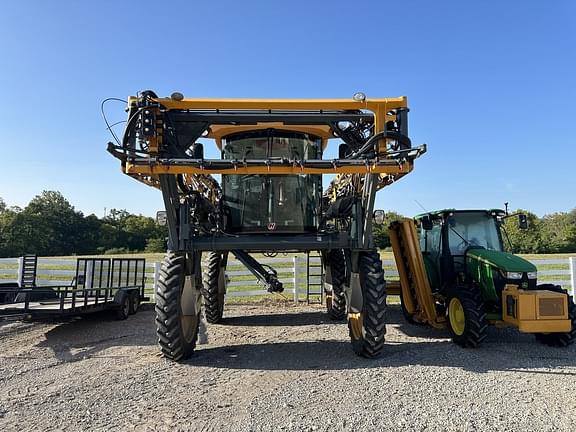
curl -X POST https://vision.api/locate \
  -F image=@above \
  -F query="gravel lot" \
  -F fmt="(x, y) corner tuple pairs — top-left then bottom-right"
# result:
(0, 302), (575, 431)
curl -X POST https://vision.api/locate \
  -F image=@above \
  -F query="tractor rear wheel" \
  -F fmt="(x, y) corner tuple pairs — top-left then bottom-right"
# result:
(348, 251), (387, 358)
(202, 252), (226, 324)
(447, 284), (488, 347)
(325, 249), (346, 320)
(155, 253), (201, 361)
(534, 284), (576, 347)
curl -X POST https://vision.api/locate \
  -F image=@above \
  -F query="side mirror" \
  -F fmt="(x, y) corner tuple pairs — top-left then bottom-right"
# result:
(518, 214), (528, 230)
(156, 211), (167, 226)
(420, 216), (433, 231)
(373, 210), (385, 225)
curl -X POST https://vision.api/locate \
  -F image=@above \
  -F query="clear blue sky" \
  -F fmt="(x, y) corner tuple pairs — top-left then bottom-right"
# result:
(1, 1), (574, 218)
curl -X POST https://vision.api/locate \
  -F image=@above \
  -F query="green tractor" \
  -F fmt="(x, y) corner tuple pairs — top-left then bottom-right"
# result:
(390, 209), (576, 347)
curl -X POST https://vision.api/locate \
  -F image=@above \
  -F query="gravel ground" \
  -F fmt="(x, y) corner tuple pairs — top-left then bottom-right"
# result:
(0, 302), (575, 431)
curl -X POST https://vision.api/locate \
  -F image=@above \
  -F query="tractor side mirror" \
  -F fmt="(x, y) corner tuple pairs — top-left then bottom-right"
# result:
(420, 216), (433, 231)
(373, 210), (385, 225)
(518, 214), (528, 230)
(156, 211), (167, 226)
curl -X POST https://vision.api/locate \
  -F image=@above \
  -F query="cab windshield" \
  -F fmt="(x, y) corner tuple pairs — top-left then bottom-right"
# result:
(221, 130), (322, 233)
(222, 130), (321, 160)
(447, 212), (503, 255)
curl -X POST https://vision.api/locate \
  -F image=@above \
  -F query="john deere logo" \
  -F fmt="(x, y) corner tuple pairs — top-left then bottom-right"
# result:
(267, 223), (277, 231)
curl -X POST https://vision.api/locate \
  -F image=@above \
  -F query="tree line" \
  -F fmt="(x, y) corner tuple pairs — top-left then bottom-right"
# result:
(0, 191), (167, 257)
(0, 191), (574, 257)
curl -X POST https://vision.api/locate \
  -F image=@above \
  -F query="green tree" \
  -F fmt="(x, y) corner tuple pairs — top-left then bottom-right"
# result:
(502, 210), (544, 254)
(539, 210), (576, 253)
(145, 237), (166, 253)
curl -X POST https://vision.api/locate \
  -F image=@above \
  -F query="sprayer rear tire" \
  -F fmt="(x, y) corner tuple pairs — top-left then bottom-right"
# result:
(202, 252), (226, 324)
(155, 253), (200, 361)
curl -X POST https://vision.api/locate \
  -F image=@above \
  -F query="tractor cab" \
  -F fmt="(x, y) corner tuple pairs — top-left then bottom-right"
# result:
(416, 209), (507, 290)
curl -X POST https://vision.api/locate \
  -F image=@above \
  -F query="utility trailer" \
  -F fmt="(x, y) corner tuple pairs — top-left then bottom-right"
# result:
(0, 257), (147, 321)
(107, 90), (426, 360)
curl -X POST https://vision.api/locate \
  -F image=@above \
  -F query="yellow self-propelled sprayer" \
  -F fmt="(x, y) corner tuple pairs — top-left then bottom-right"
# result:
(107, 90), (426, 361)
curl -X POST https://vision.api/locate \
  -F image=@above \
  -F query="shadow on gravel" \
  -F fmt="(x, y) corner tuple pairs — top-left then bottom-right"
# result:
(27, 304), (576, 375)
(36, 306), (156, 362)
(222, 311), (346, 327)
(190, 338), (576, 374)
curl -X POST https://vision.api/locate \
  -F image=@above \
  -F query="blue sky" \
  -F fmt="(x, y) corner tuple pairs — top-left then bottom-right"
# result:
(0, 1), (574, 218)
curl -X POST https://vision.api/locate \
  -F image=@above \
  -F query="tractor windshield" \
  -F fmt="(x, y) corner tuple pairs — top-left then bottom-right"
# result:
(447, 212), (503, 255)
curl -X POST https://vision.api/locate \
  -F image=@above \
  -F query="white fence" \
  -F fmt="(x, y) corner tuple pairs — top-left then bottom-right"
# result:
(0, 256), (575, 303)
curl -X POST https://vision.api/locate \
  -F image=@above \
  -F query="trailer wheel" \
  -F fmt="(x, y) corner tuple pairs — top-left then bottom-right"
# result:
(115, 293), (131, 320)
(348, 251), (387, 358)
(534, 284), (576, 347)
(129, 290), (140, 315)
(155, 253), (201, 361)
(202, 252), (226, 324)
(325, 249), (346, 320)
(447, 284), (487, 348)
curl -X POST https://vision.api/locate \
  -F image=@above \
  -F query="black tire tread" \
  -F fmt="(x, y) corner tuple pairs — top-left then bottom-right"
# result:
(155, 252), (199, 361)
(326, 249), (346, 320)
(350, 251), (387, 358)
(448, 284), (488, 348)
(202, 252), (225, 324)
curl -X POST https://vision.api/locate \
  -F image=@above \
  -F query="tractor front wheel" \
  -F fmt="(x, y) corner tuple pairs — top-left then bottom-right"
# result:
(447, 284), (488, 348)
(348, 251), (387, 358)
(155, 253), (201, 361)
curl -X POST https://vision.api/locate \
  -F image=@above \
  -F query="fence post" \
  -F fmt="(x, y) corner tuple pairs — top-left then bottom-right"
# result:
(569, 257), (576, 298)
(293, 256), (299, 304)
(153, 261), (161, 301)
(16, 256), (24, 287)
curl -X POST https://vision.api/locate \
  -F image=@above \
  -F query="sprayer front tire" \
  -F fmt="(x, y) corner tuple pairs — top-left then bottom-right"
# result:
(155, 253), (200, 361)
(348, 251), (387, 359)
